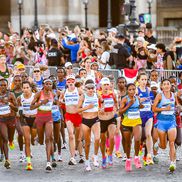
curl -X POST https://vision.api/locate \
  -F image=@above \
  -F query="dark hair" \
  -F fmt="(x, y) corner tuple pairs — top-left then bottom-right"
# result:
(138, 68), (146, 73)
(179, 72), (182, 78)
(161, 79), (170, 84)
(79, 68), (86, 75)
(117, 76), (127, 84)
(156, 43), (166, 52)
(151, 69), (158, 74)
(0, 78), (8, 84)
(57, 67), (66, 76)
(85, 79), (94, 85)
(137, 73), (148, 80)
(22, 81), (31, 87)
(126, 83), (136, 90)
(13, 75), (22, 80)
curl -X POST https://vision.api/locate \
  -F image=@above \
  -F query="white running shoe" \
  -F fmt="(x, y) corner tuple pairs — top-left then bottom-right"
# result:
(68, 157), (77, 165)
(122, 153), (127, 162)
(46, 162), (52, 171)
(93, 155), (99, 167)
(85, 160), (91, 171)
(58, 154), (63, 162)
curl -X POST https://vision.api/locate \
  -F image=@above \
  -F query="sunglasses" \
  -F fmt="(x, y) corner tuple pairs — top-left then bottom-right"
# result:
(34, 70), (40, 73)
(66, 66), (72, 70)
(18, 68), (25, 71)
(86, 87), (94, 90)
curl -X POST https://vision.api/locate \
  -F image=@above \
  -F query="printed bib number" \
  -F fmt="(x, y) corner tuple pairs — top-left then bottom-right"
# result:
(140, 103), (151, 112)
(161, 107), (174, 115)
(104, 98), (114, 108)
(39, 101), (52, 111)
(128, 111), (140, 119)
(52, 105), (59, 113)
(0, 105), (11, 115)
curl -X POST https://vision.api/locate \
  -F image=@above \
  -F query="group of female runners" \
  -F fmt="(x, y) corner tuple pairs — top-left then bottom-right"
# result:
(0, 63), (181, 173)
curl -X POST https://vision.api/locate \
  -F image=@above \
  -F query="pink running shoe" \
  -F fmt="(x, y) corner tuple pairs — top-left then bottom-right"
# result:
(125, 159), (132, 172)
(134, 156), (142, 169)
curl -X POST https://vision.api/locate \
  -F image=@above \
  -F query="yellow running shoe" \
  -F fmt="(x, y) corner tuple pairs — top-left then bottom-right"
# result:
(115, 151), (122, 158)
(9, 142), (15, 150)
(26, 163), (33, 171)
(146, 156), (154, 165)
(143, 156), (147, 166)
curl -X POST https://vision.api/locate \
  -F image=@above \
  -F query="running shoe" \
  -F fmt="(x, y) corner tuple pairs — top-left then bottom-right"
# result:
(61, 143), (67, 149)
(108, 155), (113, 166)
(153, 156), (159, 164)
(115, 151), (122, 158)
(102, 157), (107, 169)
(52, 159), (57, 168)
(58, 154), (63, 162)
(143, 156), (147, 166)
(169, 161), (176, 172)
(19, 154), (26, 163)
(0, 154), (4, 162)
(85, 160), (91, 171)
(46, 162), (52, 171)
(79, 155), (85, 163)
(134, 156), (142, 169)
(93, 155), (99, 167)
(122, 153), (127, 162)
(4, 160), (11, 169)
(9, 142), (15, 150)
(26, 163), (33, 171)
(68, 157), (77, 165)
(146, 155), (154, 165)
(125, 159), (132, 172)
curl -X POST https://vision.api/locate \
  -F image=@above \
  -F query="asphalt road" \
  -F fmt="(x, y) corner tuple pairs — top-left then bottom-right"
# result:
(0, 136), (182, 182)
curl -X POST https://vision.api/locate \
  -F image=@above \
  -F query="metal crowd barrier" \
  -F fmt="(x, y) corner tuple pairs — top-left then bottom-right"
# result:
(9, 64), (182, 83)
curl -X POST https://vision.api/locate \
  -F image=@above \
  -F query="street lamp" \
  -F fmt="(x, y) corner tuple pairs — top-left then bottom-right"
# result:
(81, 0), (89, 29)
(34, 0), (38, 30)
(125, 0), (140, 39)
(107, 0), (112, 29)
(17, 0), (23, 36)
(147, 0), (153, 15)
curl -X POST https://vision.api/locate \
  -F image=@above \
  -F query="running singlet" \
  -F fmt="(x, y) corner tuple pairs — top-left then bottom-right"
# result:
(34, 77), (43, 91)
(125, 96), (140, 120)
(57, 79), (66, 91)
(21, 93), (37, 115)
(138, 87), (152, 112)
(38, 91), (54, 111)
(100, 93), (114, 112)
(0, 92), (11, 115)
(64, 88), (79, 106)
(157, 92), (175, 121)
(0, 65), (10, 79)
(82, 93), (98, 112)
(52, 89), (61, 121)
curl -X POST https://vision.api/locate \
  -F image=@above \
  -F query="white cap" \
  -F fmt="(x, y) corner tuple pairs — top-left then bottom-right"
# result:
(100, 77), (110, 85)
(108, 28), (118, 34)
(150, 81), (158, 88)
(47, 33), (56, 39)
(66, 74), (75, 80)
(65, 62), (72, 68)
(136, 36), (145, 43)
(147, 44), (157, 50)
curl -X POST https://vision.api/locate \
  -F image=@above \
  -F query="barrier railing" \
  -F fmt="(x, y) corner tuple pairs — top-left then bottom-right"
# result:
(9, 64), (182, 83)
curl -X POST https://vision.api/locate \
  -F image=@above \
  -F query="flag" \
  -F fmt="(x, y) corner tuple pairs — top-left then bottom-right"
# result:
(123, 68), (138, 84)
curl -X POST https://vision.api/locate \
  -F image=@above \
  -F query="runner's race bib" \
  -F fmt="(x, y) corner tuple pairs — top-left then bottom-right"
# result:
(128, 110), (140, 119)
